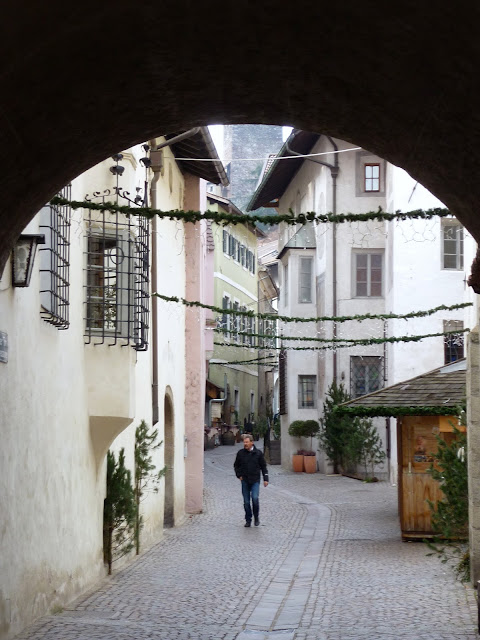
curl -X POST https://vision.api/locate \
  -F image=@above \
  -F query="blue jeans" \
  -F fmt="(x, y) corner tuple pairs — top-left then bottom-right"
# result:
(241, 480), (260, 523)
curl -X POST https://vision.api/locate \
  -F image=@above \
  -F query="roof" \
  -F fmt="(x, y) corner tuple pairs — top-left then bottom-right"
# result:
(206, 191), (244, 217)
(206, 192), (266, 237)
(338, 360), (466, 417)
(165, 127), (229, 186)
(246, 130), (321, 211)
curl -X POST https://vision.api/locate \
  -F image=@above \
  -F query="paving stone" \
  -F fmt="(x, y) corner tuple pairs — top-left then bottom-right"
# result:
(14, 443), (478, 640)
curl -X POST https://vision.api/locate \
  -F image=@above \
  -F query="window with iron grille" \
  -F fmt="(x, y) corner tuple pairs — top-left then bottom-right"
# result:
(39, 184), (72, 329)
(350, 356), (384, 398)
(298, 375), (316, 408)
(444, 320), (464, 363)
(353, 251), (383, 297)
(84, 192), (150, 350)
(442, 221), (464, 270)
(222, 229), (229, 254)
(299, 257), (313, 303)
(279, 349), (287, 414)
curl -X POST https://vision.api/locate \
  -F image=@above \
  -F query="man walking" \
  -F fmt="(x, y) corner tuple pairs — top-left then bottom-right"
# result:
(234, 434), (269, 527)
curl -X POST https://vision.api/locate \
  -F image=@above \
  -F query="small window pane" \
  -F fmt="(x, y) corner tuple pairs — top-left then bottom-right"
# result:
(298, 375), (316, 408)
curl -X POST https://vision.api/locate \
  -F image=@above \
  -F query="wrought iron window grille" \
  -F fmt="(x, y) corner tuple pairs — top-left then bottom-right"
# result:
(84, 179), (150, 351)
(39, 184), (72, 329)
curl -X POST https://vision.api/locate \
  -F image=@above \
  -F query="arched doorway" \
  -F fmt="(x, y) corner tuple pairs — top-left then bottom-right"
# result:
(2, 5), (480, 271)
(163, 392), (175, 528)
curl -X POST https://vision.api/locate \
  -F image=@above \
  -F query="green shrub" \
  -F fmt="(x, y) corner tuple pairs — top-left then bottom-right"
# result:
(426, 423), (469, 581)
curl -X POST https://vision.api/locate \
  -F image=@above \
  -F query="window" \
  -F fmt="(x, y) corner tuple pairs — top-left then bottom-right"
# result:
(364, 163), (380, 192)
(228, 235), (235, 258)
(284, 263), (289, 306)
(250, 391), (255, 414)
(350, 356), (383, 398)
(354, 252), (383, 297)
(240, 244), (246, 267)
(233, 300), (240, 341)
(298, 375), (316, 408)
(222, 229), (229, 254)
(39, 184), (72, 329)
(234, 388), (240, 413)
(442, 221), (464, 270)
(222, 295), (231, 339)
(299, 257), (313, 303)
(84, 191), (149, 350)
(249, 316), (256, 347)
(444, 320), (464, 363)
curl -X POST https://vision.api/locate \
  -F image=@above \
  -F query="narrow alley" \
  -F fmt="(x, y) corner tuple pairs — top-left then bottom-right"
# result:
(16, 444), (477, 640)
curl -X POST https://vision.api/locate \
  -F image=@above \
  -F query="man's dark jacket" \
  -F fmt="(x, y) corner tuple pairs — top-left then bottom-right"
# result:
(234, 445), (269, 484)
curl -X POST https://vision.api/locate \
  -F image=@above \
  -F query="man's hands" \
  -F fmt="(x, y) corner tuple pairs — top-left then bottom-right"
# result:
(238, 476), (269, 487)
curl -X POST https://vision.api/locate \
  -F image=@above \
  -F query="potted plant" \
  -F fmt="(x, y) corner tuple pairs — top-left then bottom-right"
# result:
(288, 421), (306, 471)
(288, 420), (320, 472)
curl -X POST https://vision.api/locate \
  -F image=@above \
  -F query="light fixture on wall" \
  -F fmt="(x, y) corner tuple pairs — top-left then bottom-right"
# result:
(12, 234), (45, 287)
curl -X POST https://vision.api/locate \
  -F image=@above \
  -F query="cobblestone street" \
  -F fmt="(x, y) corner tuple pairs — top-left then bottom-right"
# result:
(16, 443), (478, 640)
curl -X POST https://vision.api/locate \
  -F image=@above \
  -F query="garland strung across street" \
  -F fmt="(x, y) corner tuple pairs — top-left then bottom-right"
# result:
(214, 327), (470, 346)
(50, 196), (451, 226)
(214, 326), (469, 351)
(210, 356), (277, 366)
(154, 293), (472, 325)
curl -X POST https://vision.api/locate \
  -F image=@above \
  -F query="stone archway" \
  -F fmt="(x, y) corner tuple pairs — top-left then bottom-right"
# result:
(2, 3), (480, 272)
(163, 391), (175, 528)
(2, 0), (480, 585)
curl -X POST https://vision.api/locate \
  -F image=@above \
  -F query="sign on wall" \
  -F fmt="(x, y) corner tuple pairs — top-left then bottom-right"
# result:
(0, 331), (7, 363)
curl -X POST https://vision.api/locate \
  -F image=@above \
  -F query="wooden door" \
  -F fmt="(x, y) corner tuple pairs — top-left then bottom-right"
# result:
(398, 416), (443, 538)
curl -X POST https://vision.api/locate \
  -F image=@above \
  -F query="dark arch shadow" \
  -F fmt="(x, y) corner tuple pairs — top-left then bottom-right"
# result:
(2, 2), (480, 270)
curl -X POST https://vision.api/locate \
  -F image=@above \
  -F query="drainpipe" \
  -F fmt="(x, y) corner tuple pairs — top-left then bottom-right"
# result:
(285, 135), (339, 381)
(149, 127), (202, 425)
(208, 373), (227, 427)
(327, 137), (340, 384)
(149, 141), (162, 425)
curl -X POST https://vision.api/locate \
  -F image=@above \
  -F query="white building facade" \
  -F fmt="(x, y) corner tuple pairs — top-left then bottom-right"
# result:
(248, 131), (475, 482)
(0, 130), (227, 640)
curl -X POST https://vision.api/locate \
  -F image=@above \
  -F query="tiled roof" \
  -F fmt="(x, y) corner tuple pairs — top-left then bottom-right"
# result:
(340, 360), (466, 416)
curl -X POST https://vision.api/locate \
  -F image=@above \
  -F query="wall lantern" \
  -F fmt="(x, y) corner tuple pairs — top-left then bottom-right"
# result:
(12, 234), (45, 287)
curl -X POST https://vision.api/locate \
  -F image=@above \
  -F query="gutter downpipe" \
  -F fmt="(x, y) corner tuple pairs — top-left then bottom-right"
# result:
(149, 127), (201, 425)
(285, 135), (339, 382)
(208, 373), (228, 427)
(327, 137), (340, 384)
(149, 141), (161, 425)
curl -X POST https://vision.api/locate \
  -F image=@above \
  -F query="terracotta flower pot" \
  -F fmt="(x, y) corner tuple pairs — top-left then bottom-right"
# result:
(303, 455), (317, 473)
(292, 454), (304, 472)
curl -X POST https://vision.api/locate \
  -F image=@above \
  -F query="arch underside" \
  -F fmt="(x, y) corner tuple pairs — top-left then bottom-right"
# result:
(1, 2), (480, 270)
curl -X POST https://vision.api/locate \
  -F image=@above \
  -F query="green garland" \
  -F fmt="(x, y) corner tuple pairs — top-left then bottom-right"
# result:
(154, 293), (472, 325)
(335, 405), (463, 418)
(214, 328), (469, 351)
(214, 327), (469, 345)
(50, 195), (451, 226)
(210, 356), (277, 366)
